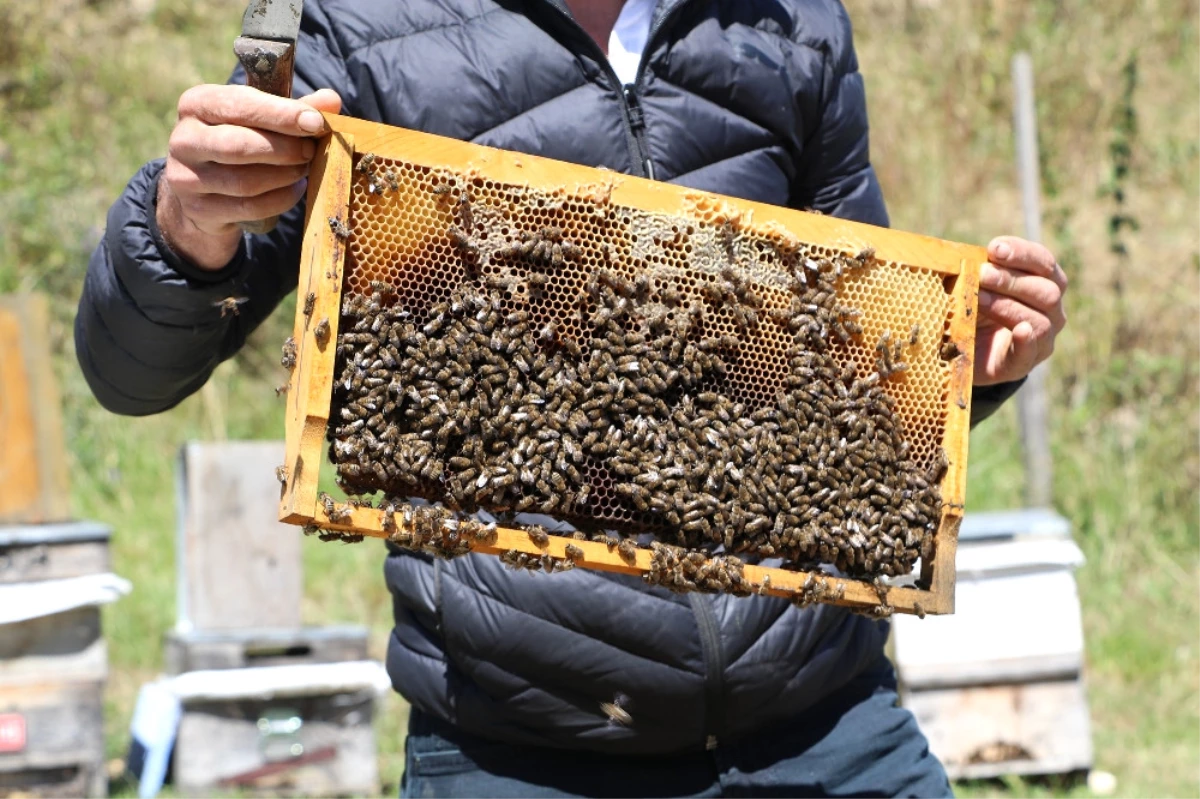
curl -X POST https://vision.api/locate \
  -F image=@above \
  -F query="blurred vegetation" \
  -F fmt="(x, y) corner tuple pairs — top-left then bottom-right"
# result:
(0, 0), (1196, 796)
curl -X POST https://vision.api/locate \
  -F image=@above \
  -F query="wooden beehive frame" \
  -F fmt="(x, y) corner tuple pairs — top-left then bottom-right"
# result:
(278, 114), (981, 616)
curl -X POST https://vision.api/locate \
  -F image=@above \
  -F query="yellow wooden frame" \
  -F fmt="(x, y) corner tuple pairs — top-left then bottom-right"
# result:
(278, 114), (982, 616)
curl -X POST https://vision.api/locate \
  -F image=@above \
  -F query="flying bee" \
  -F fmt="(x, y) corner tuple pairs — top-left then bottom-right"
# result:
(274, 383), (289, 397)
(281, 337), (297, 369)
(327, 216), (351, 240)
(213, 296), (250, 317)
(600, 694), (633, 727)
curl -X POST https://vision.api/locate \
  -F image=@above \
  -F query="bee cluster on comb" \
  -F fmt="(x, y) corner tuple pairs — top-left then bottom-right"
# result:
(302, 151), (957, 595)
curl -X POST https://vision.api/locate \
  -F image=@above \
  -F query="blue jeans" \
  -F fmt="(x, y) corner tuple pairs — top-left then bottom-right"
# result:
(400, 661), (951, 798)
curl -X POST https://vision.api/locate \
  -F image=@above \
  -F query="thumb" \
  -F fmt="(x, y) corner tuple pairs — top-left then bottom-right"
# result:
(295, 88), (343, 131)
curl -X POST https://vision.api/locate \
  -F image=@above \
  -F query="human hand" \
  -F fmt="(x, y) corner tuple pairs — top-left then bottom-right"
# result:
(973, 236), (1068, 386)
(156, 85), (343, 270)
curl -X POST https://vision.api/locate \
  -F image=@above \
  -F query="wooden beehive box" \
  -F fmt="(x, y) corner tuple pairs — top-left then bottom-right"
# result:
(277, 115), (983, 616)
(165, 442), (380, 797)
(894, 509), (1093, 778)
(0, 522), (114, 799)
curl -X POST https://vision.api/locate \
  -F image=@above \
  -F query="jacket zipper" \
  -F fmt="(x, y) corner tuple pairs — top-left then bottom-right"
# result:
(688, 593), (725, 750)
(539, 0), (693, 180)
(622, 84), (655, 180)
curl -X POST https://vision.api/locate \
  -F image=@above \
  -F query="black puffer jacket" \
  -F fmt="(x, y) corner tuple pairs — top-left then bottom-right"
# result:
(79, 0), (1021, 754)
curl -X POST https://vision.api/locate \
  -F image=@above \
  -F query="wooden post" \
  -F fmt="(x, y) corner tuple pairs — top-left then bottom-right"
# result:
(1012, 53), (1054, 509)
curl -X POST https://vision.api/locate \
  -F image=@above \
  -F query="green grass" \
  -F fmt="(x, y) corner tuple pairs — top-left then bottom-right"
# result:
(1, 0), (1197, 796)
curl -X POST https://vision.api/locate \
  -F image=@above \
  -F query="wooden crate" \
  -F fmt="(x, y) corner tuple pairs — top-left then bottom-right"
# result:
(893, 509), (1093, 778)
(278, 115), (985, 616)
(168, 442), (380, 796)
(0, 608), (107, 799)
(173, 691), (378, 797)
(0, 522), (113, 798)
(0, 295), (70, 526)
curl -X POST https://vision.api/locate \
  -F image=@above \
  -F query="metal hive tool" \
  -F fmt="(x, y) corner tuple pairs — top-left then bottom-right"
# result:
(278, 115), (982, 616)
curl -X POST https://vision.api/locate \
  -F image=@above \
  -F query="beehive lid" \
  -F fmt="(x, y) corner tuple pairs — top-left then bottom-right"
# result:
(0, 521), (111, 547)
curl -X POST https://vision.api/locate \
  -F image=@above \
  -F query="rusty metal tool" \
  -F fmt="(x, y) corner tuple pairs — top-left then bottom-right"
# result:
(234, 0), (304, 234)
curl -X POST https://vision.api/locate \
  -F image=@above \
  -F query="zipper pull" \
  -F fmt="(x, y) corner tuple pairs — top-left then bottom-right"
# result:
(622, 84), (656, 180)
(623, 84), (646, 131)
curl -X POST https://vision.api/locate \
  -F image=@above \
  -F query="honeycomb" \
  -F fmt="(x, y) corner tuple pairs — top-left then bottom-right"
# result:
(325, 152), (959, 578)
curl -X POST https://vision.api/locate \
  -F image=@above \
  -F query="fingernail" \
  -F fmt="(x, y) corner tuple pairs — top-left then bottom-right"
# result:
(992, 241), (1012, 260)
(298, 110), (324, 133)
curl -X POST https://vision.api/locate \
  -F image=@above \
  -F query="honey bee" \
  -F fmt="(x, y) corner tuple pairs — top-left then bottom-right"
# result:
(564, 543), (585, 563)
(617, 538), (637, 563)
(327, 216), (351, 240)
(281, 337), (297, 369)
(213, 296), (250, 317)
(600, 694), (633, 727)
(356, 153), (377, 173)
(448, 225), (476, 254)
(275, 465), (288, 484)
(303, 292), (316, 316)
(274, 383), (289, 397)
(314, 317), (331, 345)
(527, 525), (550, 548)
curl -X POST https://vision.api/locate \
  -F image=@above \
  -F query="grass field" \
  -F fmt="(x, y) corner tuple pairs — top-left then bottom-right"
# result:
(0, 0), (1196, 796)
